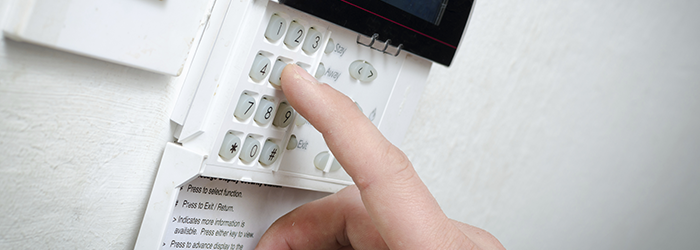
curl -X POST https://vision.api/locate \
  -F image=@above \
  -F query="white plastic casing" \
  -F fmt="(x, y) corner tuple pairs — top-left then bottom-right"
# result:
(164, 0), (431, 193)
(107, 0), (429, 249)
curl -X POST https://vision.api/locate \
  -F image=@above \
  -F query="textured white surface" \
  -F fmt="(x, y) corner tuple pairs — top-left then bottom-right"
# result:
(1, 0), (699, 249)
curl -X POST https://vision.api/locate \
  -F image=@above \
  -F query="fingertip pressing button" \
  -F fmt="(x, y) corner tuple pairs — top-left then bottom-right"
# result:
(269, 59), (286, 87)
(218, 132), (241, 160)
(259, 140), (281, 166)
(265, 14), (287, 42)
(254, 98), (276, 125)
(273, 102), (295, 128)
(239, 136), (260, 163)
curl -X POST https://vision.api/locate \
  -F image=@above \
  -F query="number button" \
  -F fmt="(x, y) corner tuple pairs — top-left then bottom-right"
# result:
(239, 136), (260, 163)
(259, 140), (281, 166)
(302, 28), (323, 54)
(234, 93), (256, 121)
(254, 98), (276, 125)
(284, 21), (305, 49)
(264, 14), (286, 42)
(273, 102), (295, 128)
(249, 53), (271, 82)
(218, 132), (241, 161)
(268, 59), (287, 87)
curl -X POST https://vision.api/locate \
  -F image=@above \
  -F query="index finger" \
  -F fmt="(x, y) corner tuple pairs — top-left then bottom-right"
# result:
(280, 64), (467, 249)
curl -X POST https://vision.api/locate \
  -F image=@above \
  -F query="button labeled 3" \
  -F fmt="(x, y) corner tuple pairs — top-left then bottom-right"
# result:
(302, 27), (323, 54)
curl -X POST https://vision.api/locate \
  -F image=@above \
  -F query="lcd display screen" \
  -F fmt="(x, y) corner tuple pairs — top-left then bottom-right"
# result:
(381, 0), (448, 25)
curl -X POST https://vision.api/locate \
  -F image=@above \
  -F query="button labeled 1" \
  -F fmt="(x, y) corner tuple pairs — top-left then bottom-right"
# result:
(349, 60), (378, 82)
(264, 14), (286, 42)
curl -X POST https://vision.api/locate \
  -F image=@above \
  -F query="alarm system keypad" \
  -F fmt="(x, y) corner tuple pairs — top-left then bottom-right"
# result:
(210, 2), (408, 185)
(136, 0), (445, 248)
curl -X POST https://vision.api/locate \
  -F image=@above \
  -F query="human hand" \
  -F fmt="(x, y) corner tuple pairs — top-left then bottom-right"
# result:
(255, 64), (505, 250)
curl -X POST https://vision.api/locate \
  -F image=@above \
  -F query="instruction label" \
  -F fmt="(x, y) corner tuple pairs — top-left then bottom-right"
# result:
(162, 177), (328, 250)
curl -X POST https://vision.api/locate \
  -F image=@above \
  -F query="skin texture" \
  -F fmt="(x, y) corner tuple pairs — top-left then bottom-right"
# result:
(255, 64), (505, 250)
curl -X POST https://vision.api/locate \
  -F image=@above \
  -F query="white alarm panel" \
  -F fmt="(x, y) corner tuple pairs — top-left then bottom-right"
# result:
(130, 0), (485, 248)
(166, 0), (431, 193)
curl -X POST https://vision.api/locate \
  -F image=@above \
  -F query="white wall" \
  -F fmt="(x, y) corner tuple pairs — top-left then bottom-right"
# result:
(405, 1), (700, 249)
(1, 0), (699, 249)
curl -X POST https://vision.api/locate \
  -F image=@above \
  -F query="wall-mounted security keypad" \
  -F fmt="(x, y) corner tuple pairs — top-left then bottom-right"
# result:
(202, 1), (421, 190)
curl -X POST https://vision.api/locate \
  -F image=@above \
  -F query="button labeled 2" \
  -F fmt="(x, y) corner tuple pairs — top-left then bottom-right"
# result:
(284, 21), (305, 49)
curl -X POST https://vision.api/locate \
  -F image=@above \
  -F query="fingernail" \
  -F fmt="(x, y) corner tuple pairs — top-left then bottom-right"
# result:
(292, 64), (319, 85)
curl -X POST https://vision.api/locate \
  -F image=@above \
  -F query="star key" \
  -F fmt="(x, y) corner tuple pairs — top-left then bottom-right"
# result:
(230, 143), (238, 153)
(218, 133), (242, 161)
